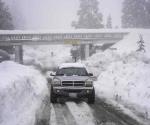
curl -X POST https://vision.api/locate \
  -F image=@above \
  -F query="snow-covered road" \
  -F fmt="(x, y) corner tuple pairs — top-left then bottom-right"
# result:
(49, 98), (141, 125)
(1, 30), (150, 125)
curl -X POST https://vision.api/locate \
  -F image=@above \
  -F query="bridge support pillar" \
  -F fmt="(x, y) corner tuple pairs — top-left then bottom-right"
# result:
(80, 44), (85, 60)
(80, 44), (90, 60)
(85, 44), (90, 59)
(14, 45), (23, 64)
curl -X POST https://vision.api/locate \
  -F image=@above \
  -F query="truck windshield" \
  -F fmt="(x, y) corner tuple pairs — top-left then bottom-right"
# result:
(56, 67), (88, 76)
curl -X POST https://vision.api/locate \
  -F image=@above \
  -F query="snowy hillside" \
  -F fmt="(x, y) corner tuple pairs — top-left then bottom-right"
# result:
(85, 29), (150, 123)
(113, 29), (150, 56)
(0, 61), (48, 125)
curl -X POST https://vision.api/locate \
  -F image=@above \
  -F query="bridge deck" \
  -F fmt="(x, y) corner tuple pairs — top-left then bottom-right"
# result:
(0, 29), (129, 46)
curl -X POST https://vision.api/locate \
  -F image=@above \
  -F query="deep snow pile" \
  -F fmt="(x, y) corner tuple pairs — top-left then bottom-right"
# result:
(84, 50), (120, 76)
(0, 61), (48, 125)
(95, 53), (150, 111)
(24, 45), (72, 70)
(85, 29), (150, 122)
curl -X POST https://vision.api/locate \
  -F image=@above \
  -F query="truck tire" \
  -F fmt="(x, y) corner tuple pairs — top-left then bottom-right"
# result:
(88, 88), (95, 104)
(50, 87), (57, 103)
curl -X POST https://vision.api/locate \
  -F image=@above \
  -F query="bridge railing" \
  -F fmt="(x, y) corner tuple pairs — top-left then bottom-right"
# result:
(0, 32), (129, 45)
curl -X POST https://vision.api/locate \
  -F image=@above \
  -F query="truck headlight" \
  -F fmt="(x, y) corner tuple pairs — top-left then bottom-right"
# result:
(85, 79), (93, 87)
(53, 78), (61, 86)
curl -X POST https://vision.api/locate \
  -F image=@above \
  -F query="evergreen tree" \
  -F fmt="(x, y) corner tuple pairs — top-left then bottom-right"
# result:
(0, 0), (14, 30)
(136, 34), (145, 52)
(72, 0), (104, 29)
(106, 15), (112, 28)
(0, 0), (14, 53)
(122, 0), (147, 28)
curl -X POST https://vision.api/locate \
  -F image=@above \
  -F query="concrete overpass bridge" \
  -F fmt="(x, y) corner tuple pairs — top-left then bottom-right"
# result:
(0, 29), (129, 63)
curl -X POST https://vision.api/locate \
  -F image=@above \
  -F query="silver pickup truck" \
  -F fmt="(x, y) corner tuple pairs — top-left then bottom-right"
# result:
(50, 63), (95, 104)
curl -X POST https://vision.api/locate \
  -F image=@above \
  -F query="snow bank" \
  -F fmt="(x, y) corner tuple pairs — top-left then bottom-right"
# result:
(84, 50), (120, 76)
(84, 29), (150, 123)
(95, 53), (150, 106)
(23, 45), (72, 70)
(0, 61), (49, 125)
(83, 29), (150, 77)
(93, 53), (150, 124)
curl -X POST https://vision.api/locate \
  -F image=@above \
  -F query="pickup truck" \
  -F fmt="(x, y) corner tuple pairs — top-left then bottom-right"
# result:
(50, 63), (95, 104)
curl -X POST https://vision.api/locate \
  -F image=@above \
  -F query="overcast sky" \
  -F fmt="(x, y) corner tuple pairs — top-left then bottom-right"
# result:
(5, 0), (123, 30)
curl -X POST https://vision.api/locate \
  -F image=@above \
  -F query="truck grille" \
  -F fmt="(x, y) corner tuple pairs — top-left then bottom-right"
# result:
(62, 81), (85, 87)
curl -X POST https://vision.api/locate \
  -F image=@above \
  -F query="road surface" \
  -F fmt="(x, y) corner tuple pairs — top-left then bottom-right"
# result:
(49, 97), (141, 125)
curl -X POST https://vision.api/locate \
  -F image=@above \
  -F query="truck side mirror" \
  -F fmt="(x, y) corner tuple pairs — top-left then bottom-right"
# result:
(50, 73), (55, 76)
(88, 73), (93, 76)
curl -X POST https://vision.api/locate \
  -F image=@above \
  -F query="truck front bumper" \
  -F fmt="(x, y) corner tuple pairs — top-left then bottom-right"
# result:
(52, 86), (94, 98)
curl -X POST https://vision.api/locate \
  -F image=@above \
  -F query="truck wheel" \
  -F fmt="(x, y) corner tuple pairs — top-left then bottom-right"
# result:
(88, 88), (95, 104)
(50, 87), (57, 103)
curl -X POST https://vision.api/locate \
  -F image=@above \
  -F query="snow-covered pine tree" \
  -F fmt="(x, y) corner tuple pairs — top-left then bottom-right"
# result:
(106, 14), (112, 28)
(72, 0), (104, 29)
(136, 34), (146, 52)
(122, 0), (147, 28)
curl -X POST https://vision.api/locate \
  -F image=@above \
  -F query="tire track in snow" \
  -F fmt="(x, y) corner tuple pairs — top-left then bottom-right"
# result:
(90, 101), (127, 125)
(53, 104), (66, 125)
(50, 104), (57, 125)
(51, 103), (77, 125)
(66, 101), (95, 125)
(50, 100), (140, 125)
(62, 104), (77, 125)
